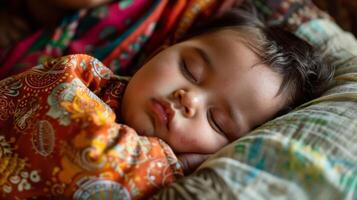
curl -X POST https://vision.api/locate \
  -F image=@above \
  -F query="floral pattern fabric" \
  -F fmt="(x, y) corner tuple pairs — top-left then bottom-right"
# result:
(0, 54), (183, 200)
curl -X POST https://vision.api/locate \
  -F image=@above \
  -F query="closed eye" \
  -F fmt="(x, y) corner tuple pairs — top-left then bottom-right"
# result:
(180, 59), (198, 83)
(207, 109), (226, 136)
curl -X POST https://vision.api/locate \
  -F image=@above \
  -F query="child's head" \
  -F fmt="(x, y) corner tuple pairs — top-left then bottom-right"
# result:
(121, 8), (333, 154)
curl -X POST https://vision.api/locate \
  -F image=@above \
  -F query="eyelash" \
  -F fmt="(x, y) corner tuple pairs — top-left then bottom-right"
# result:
(180, 59), (225, 136)
(180, 59), (198, 83)
(207, 109), (225, 136)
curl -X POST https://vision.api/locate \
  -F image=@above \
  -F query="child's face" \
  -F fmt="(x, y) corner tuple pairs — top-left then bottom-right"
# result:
(122, 30), (286, 154)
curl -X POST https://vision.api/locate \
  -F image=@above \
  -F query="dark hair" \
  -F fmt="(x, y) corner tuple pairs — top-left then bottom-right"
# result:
(181, 7), (334, 112)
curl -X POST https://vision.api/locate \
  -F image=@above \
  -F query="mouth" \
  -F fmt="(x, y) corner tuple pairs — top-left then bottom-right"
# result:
(150, 98), (175, 130)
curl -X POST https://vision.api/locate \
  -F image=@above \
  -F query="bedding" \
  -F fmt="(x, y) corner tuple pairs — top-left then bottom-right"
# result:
(151, 1), (357, 199)
(0, 54), (183, 199)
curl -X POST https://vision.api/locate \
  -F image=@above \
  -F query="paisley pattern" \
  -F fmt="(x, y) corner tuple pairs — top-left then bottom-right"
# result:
(0, 77), (21, 121)
(73, 178), (131, 200)
(46, 78), (83, 126)
(23, 64), (66, 90)
(0, 54), (183, 200)
(31, 120), (55, 157)
(0, 77), (22, 99)
(13, 97), (40, 131)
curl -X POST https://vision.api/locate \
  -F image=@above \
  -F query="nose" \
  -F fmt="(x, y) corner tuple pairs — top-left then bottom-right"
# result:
(173, 89), (199, 118)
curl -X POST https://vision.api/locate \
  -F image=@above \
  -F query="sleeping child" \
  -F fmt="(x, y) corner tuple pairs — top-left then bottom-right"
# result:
(0, 8), (333, 200)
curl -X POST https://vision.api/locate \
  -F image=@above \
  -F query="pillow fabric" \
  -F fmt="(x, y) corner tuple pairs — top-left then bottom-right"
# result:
(151, 6), (357, 200)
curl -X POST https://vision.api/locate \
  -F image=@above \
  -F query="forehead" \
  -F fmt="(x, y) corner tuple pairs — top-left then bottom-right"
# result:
(187, 29), (260, 73)
(185, 29), (267, 83)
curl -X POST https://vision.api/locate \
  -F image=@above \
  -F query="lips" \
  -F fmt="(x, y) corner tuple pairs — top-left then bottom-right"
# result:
(150, 99), (174, 129)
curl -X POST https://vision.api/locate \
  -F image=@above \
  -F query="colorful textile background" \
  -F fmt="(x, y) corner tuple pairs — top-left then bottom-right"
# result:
(0, 54), (183, 199)
(0, 0), (231, 80)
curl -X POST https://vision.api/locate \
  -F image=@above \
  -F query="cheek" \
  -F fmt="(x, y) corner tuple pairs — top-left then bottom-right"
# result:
(131, 69), (183, 106)
(143, 56), (182, 80)
(178, 136), (198, 146)
(169, 119), (227, 153)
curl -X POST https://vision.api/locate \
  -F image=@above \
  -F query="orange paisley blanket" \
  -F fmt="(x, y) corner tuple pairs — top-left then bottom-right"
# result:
(0, 54), (183, 200)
